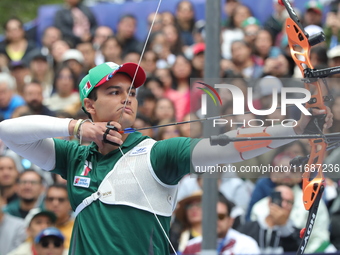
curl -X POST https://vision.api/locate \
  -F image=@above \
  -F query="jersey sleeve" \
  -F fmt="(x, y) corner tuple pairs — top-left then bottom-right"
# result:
(52, 139), (85, 180)
(150, 137), (201, 185)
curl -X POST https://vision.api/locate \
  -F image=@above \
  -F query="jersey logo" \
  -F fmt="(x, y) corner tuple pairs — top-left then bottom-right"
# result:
(129, 146), (149, 156)
(73, 176), (91, 188)
(80, 160), (92, 176)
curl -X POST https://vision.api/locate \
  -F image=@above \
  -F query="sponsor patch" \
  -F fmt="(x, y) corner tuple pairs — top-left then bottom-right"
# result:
(73, 176), (91, 188)
(129, 146), (149, 156)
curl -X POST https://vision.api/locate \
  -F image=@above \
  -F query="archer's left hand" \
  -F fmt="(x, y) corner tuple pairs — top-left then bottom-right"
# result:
(294, 107), (333, 135)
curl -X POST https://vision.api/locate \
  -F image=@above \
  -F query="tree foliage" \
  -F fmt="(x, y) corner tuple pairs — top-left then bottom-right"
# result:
(0, 0), (63, 33)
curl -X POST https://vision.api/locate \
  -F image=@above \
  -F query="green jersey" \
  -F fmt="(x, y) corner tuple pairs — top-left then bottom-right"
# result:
(52, 132), (199, 255)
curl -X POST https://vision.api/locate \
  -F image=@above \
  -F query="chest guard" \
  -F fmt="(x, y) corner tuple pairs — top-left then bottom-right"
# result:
(75, 139), (178, 217)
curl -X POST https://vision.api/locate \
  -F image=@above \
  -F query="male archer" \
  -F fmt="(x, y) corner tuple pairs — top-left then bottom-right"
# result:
(0, 62), (333, 254)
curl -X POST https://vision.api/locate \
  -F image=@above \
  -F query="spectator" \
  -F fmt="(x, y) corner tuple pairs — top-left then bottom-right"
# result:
(154, 98), (176, 125)
(147, 12), (163, 33)
(45, 65), (80, 112)
(328, 45), (340, 78)
(0, 17), (37, 63)
(92, 26), (114, 65)
(0, 72), (25, 120)
(264, 0), (292, 42)
(241, 17), (261, 50)
(9, 60), (31, 97)
(148, 31), (176, 68)
(61, 49), (86, 84)
(309, 45), (328, 69)
(54, 0), (97, 46)
(34, 227), (68, 255)
(0, 155), (19, 204)
(122, 50), (140, 65)
(253, 29), (282, 66)
(175, 1), (196, 46)
(154, 67), (178, 103)
(136, 88), (157, 124)
(4, 169), (45, 219)
(144, 76), (165, 99)
(223, 0), (241, 24)
(303, 0), (323, 27)
(324, 6), (340, 49)
(179, 113), (202, 138)
(238, 185), (300, 253)
(182, 192), (260, 254)
(132, 113), (154, 138)
(44, 184), (74, 249)
(191, 42), (205, 78)
(194, 19), (205, 41)
(101, 36), (123, 64)
(221, 4), (252, 59)
(23, 81), (56, 116)
(223, 40), (263, 79)
(172, 191), (203, 253)
(162, 11), (176, 27)
(171, 55), (192, 121)
(157, 123), (183, 140)
(115, 14), (142, 57)
(0, 187), (27, 255)
(50, 40), (71, 69)
(8, 208), (57, 255)
(141, 50), (158, 77)
(249, 153), (334, 253)
(40, 26), (62, 61)
(26, 51), (54, 99)
(77, 42), (97, 73)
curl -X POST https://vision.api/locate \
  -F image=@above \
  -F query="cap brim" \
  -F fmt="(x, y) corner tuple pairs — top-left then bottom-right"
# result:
(95, 63), (146, 88)
(36, 211), (57, 223)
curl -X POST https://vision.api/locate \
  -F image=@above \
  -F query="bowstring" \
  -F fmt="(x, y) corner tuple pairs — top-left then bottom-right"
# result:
(118, 0), (163, 124)
(115, 1), (178, 254)
(119, 147), (178, 255)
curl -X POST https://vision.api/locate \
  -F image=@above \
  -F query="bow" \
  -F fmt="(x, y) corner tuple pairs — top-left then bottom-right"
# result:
(279, 0), (330, 254)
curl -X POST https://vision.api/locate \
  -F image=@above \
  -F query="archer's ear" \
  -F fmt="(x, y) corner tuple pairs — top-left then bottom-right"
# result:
(84, 98), (95, 115)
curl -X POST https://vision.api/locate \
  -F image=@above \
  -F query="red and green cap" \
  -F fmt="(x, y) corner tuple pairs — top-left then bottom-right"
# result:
(79, 62), (146, 111)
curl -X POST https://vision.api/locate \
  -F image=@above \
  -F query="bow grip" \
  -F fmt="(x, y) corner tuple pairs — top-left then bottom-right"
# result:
(303, 114), (325, 135)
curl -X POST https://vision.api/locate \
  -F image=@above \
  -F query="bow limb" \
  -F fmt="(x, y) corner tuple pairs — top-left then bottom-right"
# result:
(280, 0), (328, 254)
(283, 1), (326, 211)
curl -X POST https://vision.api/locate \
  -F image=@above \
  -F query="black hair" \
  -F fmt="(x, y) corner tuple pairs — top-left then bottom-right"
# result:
(52, 63), (78, 93)
(3, 16), (23, 31)
(46, 183), (68, 194)
(18, 169), (43, 184)
(136, 113), (153, 126)
(310, 46), (328, 67)
(218, 192), (235, 217)
(118, 14), (137, 23)
(144, 76), (164, 89)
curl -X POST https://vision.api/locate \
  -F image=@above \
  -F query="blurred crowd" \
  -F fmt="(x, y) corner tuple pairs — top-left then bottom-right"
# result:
(2, 0), (340, 254)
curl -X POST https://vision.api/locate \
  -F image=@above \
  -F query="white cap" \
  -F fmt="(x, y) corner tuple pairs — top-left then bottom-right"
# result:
(328, 45), (340, 59)
(24, 208), (56, 228)
(305, 24), (323, 36)
(62, 49), (84, 64)
(257, 75), (283, 97)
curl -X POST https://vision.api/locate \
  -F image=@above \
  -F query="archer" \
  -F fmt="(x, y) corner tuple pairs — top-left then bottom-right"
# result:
(0, 62), (333, 254)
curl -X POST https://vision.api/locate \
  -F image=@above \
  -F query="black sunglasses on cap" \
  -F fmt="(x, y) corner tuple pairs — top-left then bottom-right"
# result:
(40, 238), (63, 248)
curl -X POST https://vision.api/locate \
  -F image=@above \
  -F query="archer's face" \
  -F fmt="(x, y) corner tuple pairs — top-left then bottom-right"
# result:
(85, 73), (138, 129)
